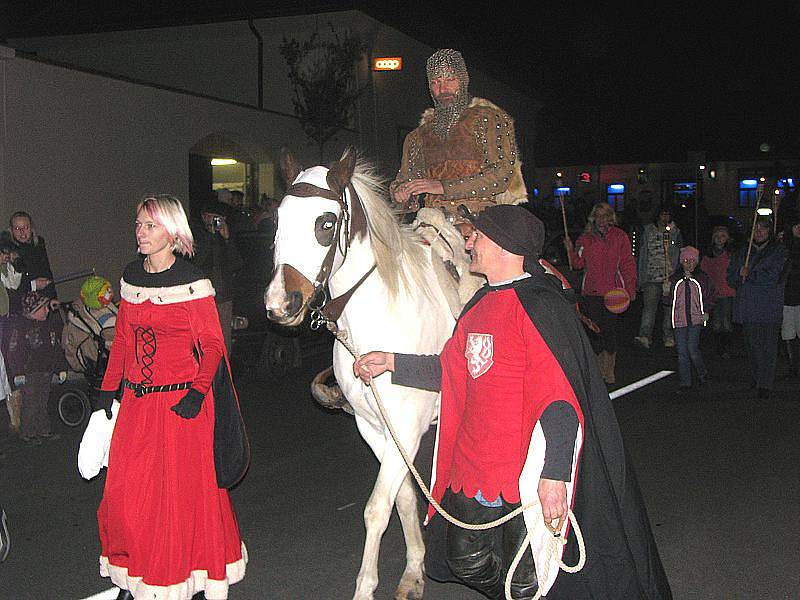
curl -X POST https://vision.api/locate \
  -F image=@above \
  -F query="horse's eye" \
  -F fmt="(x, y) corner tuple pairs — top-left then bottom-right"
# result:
(315, 212), (338, 246)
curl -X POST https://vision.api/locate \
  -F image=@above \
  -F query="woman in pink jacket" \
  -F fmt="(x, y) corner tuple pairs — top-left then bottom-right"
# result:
(565, 202), (637, 383)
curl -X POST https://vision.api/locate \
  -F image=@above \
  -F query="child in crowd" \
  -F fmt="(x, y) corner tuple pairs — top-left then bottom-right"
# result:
(701, 226), (736, 357)
(6, 290), (67, 443)
(668, 246), (713, 393)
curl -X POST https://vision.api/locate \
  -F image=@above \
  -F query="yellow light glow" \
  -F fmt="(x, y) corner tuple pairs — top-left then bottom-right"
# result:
(757, 207), (773, 216)
(556, 172), (563, 178)
(211, 158), (237, 166)
(372, 57), (403, 71)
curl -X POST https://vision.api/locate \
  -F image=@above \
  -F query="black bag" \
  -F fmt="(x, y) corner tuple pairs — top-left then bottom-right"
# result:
(212, 359), (250, 488)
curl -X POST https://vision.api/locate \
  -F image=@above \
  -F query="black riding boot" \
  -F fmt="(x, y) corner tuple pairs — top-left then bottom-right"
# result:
(116, 590), (133, 600)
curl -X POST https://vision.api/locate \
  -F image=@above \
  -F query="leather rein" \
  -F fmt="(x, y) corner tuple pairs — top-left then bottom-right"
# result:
(283, 180), (376, 326)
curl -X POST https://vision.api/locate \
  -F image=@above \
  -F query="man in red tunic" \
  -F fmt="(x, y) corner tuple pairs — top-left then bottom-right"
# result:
(355, 205), (671, 599)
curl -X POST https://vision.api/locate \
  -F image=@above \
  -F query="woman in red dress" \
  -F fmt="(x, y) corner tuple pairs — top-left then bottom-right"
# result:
(93, 195), (247, 600)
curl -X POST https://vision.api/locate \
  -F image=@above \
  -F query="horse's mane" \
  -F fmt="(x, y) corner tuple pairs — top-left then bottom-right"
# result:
(347, 156), (432, 301)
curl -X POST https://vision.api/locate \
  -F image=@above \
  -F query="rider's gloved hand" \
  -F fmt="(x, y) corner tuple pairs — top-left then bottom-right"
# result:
(170, 389), (204, 419)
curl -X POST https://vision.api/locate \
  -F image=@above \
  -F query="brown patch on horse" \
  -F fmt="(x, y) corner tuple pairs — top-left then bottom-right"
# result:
(279, 147), (303, 185)
(326, 149), (356, 197)
(281, 264), (316, 300)
(348, 183), (368, 242)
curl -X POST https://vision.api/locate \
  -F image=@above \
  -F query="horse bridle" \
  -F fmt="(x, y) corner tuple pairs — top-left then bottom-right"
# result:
(283, 178), (375, 327)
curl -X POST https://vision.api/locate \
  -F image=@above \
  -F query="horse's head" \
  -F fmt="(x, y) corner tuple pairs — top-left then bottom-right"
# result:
(264, 148), (365, 326)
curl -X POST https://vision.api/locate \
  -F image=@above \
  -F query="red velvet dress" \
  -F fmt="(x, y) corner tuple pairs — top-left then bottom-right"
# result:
(97, 260), (245, 599)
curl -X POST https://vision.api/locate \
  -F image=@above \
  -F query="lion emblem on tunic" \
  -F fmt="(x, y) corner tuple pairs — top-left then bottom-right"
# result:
(465, 332), (494, 379)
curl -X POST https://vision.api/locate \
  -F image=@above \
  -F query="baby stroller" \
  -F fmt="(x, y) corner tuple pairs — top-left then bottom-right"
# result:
(57, 300), (116, 427)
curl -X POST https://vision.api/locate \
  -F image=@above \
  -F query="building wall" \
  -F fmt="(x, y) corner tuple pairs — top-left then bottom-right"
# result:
(533, 159), (799, 225)
(9, 11), (539, 174)
(0, 52), (342, 298)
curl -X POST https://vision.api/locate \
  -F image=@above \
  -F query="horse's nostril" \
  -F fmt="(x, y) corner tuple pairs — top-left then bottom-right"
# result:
(265, 308), (275, 320)
(285, 291), (303, 316)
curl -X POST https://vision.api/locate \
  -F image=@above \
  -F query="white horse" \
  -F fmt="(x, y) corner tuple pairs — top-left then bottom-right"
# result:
(264, 149), (456, 600)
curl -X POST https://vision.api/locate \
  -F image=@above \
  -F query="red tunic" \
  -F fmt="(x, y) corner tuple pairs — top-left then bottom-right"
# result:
(97, 268), (245, 599)
(429, 287), (584, 518)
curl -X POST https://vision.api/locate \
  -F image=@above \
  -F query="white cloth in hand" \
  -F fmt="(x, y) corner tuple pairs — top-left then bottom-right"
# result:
(77, 401), (120, 480)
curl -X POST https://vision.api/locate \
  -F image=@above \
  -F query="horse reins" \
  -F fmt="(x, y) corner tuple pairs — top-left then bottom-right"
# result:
(283, 180), (375, 324)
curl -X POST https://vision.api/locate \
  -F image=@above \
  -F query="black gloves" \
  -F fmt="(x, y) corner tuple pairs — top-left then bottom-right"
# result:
(91, 388), (117, 420)
(170, 389), (205, 419)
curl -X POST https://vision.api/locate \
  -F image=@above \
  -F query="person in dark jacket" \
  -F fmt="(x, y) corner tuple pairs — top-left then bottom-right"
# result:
(8, 211), (57, 314)
(667, 246), (713, 392)
(6, 290), (66, 443)
(780, 215), (800, 376)
(727, 218), (787, 399)
(191, 199), (244, 353)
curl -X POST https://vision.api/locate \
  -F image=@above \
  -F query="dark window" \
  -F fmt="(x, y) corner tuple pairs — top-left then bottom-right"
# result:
(671, 182), (697, 208)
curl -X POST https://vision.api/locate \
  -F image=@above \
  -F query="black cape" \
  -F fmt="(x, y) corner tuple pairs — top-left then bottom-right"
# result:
(425, 267), (672, 599)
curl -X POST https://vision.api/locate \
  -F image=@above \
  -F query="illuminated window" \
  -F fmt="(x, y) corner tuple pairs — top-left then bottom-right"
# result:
(606, 184), (625, 212)
(553, 186), (571, 208)
(777, 178), (797, 197)
(739, 179), (759, 208)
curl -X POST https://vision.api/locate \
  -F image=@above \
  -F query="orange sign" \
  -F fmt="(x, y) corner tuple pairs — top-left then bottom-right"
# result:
(372, 57), (403, 71)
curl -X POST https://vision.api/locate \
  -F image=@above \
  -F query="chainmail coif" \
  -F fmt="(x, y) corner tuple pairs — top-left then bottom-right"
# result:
(426, 49), (472, 139)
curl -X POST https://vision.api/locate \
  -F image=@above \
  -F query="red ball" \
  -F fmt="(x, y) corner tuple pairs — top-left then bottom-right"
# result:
(604, 288), (630, 314)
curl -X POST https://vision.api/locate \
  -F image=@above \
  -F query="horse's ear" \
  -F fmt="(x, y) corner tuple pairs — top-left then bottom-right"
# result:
(279, 147), (303, 185)
(327, 149), (356, 197)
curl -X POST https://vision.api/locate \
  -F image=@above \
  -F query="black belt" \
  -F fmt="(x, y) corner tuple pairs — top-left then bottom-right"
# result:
(124, 380), (192, 398)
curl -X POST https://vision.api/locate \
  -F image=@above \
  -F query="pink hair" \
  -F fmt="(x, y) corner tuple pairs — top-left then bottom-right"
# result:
(136, 195), (195, 256)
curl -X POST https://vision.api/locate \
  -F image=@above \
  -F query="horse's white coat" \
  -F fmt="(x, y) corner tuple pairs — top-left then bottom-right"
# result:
(265, 159), (456, 600)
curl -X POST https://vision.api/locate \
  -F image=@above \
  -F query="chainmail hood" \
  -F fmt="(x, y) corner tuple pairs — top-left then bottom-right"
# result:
(426, 49), (472, 139)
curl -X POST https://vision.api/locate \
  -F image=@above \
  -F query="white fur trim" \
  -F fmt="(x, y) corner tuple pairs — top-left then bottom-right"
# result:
(519, 421), (583, 597)
(100, 542), (247, 600)
(120, 278), (215, 304)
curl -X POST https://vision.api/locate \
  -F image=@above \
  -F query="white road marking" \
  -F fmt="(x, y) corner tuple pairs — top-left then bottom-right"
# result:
(80, 588), (120, 600)
(609, 370), (674, 399)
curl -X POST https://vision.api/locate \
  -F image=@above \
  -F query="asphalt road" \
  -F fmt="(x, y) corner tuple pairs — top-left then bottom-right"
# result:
(0, 322), (798, 599)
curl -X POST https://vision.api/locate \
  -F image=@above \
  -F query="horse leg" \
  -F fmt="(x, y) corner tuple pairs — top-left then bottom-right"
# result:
(352, 450), (409, 600)
(393, 473), (425, 600)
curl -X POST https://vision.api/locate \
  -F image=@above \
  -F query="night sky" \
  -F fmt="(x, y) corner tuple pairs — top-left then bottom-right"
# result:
(391, 3), (800, 165)
(5, 2), (800, 166)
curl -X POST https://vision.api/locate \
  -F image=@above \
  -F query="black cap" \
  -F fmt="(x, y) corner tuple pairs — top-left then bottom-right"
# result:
(461, 204), (545, 258)
(200, 199), (231, 217)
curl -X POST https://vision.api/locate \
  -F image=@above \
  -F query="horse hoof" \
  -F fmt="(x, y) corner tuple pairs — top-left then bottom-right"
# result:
(310, 366), (353, 414)
(394, 577), (424, 600)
